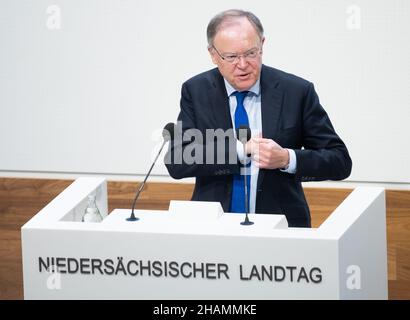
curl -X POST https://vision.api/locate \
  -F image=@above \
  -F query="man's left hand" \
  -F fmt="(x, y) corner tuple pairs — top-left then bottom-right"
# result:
(251, 138), (290, 170)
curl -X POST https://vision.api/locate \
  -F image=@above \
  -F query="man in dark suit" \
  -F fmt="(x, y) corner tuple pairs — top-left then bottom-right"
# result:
(165, 9), (352, 227)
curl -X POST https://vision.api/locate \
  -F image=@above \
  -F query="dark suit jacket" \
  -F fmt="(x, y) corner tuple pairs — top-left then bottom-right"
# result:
(165, 65), (352, 227)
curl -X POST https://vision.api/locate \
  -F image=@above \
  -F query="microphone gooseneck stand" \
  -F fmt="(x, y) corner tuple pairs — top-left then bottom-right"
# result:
(126, 123), (175, 222)
(237, 125), (254, 226)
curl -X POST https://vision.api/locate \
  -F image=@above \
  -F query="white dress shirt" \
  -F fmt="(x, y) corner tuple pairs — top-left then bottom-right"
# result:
(224, 79), (297, 213)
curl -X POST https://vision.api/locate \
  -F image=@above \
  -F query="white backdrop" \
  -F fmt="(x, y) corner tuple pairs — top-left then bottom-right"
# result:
(0, 0), (409, 183)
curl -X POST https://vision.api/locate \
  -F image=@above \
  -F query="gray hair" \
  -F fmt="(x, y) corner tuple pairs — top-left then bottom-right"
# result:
(206, 9), (264, 47)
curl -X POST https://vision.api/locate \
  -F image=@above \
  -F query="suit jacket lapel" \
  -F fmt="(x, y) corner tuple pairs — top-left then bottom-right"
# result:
(257, 65), (284, 190)
(209, 69), (233, 131)
(208, 69), (234, 210)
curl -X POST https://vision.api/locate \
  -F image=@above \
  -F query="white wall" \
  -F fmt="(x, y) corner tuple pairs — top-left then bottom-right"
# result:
(0, 0), (409, 184)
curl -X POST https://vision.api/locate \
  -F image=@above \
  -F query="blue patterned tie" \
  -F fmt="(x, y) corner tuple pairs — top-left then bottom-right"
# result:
(230, 91), (251, 213)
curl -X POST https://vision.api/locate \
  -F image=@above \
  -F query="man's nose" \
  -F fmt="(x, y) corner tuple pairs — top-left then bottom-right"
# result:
(237, 56), (248, 69)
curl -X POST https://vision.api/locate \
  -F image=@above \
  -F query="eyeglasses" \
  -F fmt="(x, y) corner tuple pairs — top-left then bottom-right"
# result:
(212, 45), (261, 63)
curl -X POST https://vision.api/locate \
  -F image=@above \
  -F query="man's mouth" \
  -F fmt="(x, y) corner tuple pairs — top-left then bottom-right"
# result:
(237, 73), (250, 80)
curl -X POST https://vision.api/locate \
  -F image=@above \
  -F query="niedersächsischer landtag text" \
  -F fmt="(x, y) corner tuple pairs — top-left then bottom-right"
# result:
(38, 257), (322, 283)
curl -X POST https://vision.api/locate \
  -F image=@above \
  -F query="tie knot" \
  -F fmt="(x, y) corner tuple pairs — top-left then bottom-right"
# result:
(233, 91), (249, 105)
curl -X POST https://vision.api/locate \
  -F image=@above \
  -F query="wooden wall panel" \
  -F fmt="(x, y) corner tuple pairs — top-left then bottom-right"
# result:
(0, 178), (409, 299)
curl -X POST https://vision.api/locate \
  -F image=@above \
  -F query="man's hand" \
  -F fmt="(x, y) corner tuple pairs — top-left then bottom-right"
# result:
(246, 137), (289, 169)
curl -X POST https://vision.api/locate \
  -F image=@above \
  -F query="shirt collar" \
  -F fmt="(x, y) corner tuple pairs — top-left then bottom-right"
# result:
(224, 78), (261, 97)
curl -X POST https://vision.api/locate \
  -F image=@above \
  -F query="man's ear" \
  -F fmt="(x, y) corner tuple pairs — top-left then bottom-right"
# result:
(260, 37), (265, 53)
(208, 46), (218, 65)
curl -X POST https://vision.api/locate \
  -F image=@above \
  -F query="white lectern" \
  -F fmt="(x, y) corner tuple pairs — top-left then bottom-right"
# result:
(21, 177), (387, 299)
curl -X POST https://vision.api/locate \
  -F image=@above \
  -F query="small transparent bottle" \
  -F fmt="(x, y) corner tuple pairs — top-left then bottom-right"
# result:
(82, 194), (103, 222)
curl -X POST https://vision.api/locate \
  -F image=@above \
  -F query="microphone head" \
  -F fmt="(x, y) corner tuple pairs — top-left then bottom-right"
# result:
(236, 125), (251, 143)
(162, 122), (175, 141)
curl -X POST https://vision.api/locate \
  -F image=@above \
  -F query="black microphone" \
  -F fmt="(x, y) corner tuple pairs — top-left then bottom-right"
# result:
(236, 125), (252, 144)
(236, 125), (254, 226)
(126, 122), (175, 221)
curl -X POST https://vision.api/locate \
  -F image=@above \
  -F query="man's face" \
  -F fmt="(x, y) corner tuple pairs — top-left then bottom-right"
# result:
(210, 17), (264, 92)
